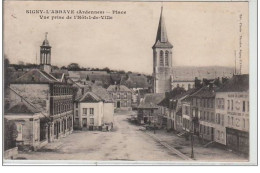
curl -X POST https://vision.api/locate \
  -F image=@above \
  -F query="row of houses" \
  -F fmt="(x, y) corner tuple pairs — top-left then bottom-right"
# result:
(137, 74), (249, 155)
(4, 35), (116, 151)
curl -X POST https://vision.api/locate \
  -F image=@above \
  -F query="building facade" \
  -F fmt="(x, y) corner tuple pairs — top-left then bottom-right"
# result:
(190, 85), (218, 141)
(5, 94), (45, 151)
(216, 75), (249, 154)
(107, 85), (132, 110)
(74, 91), (114, 131)
(137, 93), (165, 125)
(6, 34), (74, 147)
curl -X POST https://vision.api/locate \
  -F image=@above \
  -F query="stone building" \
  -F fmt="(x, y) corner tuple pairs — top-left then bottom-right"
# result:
(107, 85), (132, 110)
(189, 84), (218, 141)
(5, 89), (45, 151)
(137, 93), (165, 125)
(158, 87), (200, 132)
(6, 33), (74, 146)
(216, 74), (249, 154)
(152, 7), (173, 94)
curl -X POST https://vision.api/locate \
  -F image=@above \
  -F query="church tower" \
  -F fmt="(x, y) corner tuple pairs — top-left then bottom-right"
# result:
(152, 6), (173, 93)
(40, 32), (52, 73)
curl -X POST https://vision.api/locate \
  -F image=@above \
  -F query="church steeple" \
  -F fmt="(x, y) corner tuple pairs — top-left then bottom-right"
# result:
(153, 6), (173, 49)
(152, 6), (173, 93)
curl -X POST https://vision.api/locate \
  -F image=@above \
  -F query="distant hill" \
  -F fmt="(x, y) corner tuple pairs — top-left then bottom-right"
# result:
(171, 66), (235, 81)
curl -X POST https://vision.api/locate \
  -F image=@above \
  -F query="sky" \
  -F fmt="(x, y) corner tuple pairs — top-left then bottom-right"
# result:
(4, 1), (249, 74)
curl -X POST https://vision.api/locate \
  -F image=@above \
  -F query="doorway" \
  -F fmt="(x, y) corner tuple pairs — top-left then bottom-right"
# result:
(117, 101), (120, 108)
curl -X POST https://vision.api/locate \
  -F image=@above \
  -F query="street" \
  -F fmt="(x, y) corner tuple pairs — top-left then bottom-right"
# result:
(14, 112), (248, 162)
(15, 113), (182, 161)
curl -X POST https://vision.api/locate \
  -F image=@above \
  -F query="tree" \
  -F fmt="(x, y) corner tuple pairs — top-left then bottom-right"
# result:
(61, 66), (67, 70)
(102, 67), (110, 73)
(52, 65), (59, 70)
(4, 56), (10, 89)
(67, 63), (80, 71)
(4, 119), (18, 150)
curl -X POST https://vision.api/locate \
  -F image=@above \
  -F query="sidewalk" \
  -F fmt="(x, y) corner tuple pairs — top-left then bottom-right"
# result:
(145, 129), (248, 162)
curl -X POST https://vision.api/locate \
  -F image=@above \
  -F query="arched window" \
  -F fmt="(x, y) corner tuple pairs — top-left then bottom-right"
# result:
(165, 51), (169, 66)
(160, 50), (164, 66)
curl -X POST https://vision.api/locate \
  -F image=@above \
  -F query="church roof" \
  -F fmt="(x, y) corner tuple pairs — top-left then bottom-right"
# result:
(152, 7), (173, 49)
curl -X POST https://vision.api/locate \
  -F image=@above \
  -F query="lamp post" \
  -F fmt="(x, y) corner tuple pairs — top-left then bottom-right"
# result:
(190, 116), (195, 159)
(190, 130), (194, 159)
(154, 122), (156, 134)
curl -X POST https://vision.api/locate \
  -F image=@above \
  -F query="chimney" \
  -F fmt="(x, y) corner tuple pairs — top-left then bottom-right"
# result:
(81, 88), (84, 95)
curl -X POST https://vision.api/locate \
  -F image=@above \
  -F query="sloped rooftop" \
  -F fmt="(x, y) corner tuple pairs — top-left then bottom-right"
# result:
(107, 85), (132, 92)
(6, 101), (40, 114)
(138, 93), (165, 109)
(13, 69), (60, 84)
(217, 74), (249, 92)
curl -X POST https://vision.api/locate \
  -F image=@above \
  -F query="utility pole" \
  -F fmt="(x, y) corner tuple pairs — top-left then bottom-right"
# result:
(234, 50), (237, 75)
(190, 117), (195, 159)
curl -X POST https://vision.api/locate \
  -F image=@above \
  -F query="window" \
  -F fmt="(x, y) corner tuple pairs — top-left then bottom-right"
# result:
(221, 114), (224, 126)
(243, 118), (246, 128)
(185, 107), (189, 115)
(75, 110), (78, 116)
(124, 93), (127, 99)
(90, 118), (94, 125)
(221, 132), (224, 139)
(75, 118), (79, 126)
(160, 50), (164, 66)
(82, 118), (87, 127)
(227, 100), (230, 110)
(90, 108), (94, 115)
(217, 130), (220, 140)
(228, 116), (230, 125)
(83, 108), (87, 115)
(242, 101), (246, 112)
(165, 51), (169, 66)
(231, 117), (234, 126)
(236, 118), (240, 127)
(76, 102), (78, 108)
(211, 112), (214, 122)
(231, 100), (233, 110)
(17, 123), (23, 141)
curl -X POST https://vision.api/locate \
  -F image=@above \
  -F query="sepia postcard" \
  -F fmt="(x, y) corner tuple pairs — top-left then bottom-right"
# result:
(2, 0), (257, 166)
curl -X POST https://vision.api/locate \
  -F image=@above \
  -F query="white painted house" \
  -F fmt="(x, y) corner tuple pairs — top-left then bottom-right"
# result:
(74, 86), (114, 131)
